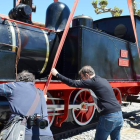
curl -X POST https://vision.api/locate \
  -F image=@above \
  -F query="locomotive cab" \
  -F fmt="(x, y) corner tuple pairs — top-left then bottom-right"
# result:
(93, 16), (136, 43)
(60, 15), (140, 81)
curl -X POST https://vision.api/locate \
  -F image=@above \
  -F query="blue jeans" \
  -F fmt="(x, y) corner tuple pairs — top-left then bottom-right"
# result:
(94, 111), (123, 140)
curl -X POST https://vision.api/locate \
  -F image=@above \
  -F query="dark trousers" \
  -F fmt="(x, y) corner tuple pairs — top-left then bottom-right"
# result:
(25, 135), (54, 140)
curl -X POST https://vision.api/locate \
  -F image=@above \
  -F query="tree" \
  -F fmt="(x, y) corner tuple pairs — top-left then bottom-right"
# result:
(92, 0), (123, 17)
(132, 0), (140, 16)
(132, 0), (137, 14)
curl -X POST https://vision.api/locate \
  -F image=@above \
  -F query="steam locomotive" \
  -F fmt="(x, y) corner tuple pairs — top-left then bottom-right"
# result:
(0, 0), (140, 127)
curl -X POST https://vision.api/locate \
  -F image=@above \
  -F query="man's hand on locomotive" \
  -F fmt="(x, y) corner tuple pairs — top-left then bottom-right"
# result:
(51, 68), (59, 76)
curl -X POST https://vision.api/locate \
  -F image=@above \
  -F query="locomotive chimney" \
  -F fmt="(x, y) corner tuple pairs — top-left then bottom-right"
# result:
(45, 2), (70, 32)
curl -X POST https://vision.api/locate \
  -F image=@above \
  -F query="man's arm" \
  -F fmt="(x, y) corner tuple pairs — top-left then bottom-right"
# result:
(0, 82), (15, 97)
(51, 68), (90, 88)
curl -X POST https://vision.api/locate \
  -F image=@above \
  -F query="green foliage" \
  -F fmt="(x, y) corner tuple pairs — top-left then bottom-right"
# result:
(99, 0), (108, 7)
(92, 0), (98, 5)
(136, 10), (140, 16)
(114, 6), (122, 11)
(91, 0), (123, 17)
(114, 12), (121, 17)
(132, 1), (140, 15)
(95, 8), (99, 13)
(99, 0), (108, 4)
(92, 0), (98, 8)
(113, 6), (123, 17)
(114, 6), (120, 11)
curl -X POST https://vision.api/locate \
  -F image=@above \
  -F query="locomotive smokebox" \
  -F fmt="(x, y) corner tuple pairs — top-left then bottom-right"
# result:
(72, 15), (93, 28)
(45, 2), (70, 32)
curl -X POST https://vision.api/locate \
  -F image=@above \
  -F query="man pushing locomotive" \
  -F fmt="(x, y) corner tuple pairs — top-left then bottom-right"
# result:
(51, 66), (123, 140)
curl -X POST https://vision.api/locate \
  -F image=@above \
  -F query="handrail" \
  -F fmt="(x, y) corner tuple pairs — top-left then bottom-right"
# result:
(0, 43), (17, 48)
(1, 17), (55, 32)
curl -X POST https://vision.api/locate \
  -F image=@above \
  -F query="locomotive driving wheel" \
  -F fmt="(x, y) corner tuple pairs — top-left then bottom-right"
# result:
(72, 89), (95, 126)
(47, 92), (55, 126)
(113, 87), (122, 105)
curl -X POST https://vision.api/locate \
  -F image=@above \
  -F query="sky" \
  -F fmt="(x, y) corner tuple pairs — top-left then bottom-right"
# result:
(0, 0), (139, 23)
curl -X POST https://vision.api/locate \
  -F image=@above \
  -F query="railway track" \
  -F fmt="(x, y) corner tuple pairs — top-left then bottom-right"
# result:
(52, 119), (98, 140)
(52, 109), (140, 140)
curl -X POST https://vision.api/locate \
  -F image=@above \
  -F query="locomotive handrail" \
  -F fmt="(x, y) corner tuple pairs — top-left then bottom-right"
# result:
(0, 43), (17, 49)
(1, 17), (55, 32)
(0, 42), (17, 52)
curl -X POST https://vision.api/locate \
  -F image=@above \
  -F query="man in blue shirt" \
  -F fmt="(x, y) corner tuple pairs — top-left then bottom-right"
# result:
(0, 71), (53, 140)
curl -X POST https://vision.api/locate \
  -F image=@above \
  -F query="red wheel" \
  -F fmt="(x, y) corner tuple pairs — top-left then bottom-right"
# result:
(113, 87), (122, 105)
(72, 89), (95, 126)
(47, 92), (55, 126)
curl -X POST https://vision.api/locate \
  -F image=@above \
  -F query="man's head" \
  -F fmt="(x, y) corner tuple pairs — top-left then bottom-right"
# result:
(17, 70), (35, 82)
(79, 66), (95, 80)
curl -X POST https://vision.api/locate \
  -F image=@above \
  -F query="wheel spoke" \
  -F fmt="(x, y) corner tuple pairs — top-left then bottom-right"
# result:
(83, 91), (87, 101)
(78, 93), (83, 101)
(87, 95), (93, 102)
(79, 113), (84, 122)
(75, 110), (81, 118)
(83, 113), (88, 121)
(75, 99), (81, 103)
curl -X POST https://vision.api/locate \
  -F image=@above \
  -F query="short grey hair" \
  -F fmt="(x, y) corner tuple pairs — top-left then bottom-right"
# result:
(79, 66), (95, 76)
(17, 70), (35, 82)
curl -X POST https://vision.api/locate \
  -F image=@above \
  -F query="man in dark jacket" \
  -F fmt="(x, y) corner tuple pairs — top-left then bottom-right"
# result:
(0, 71), (53, 140)
(51, 66), (123, 140)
